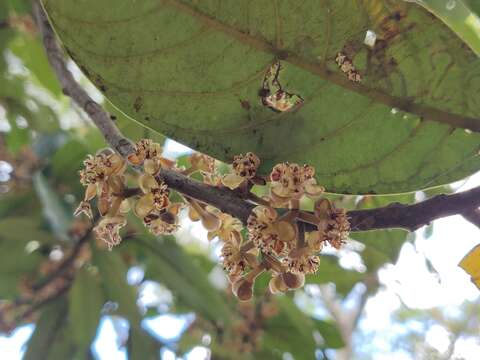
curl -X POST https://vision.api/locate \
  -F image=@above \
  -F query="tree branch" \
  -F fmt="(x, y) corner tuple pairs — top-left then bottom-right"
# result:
(30, 226), (92, 292)
(462, 207), (480, 228)
(33, 2), (135, 158)
(34, 1), (480, 235)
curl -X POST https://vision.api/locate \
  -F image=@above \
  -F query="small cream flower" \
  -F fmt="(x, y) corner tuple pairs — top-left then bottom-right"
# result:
(94, 215), (127, 250)
(247, 206), (296, 256)
(269, 163), (324, 205)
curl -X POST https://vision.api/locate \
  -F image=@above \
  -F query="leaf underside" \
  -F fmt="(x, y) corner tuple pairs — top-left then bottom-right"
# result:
(43, 0), (480, 194)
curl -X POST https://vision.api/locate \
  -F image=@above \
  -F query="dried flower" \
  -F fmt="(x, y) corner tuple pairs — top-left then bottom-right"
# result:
(325, 207), (350, 249)
(283, 253), (320, 274)
(74, 201), (93, 219)
(221, 240), (249, 277)
(189, 153), (216, 174)
(222, 152), (260, 190)
(94, 215), (127, 250)
(127, 139), (162, 165)
(314, 199), (350, 249)
(134, 176), (170, 218)
(233, 152), (260, 179)
(143, 204), (182, 236)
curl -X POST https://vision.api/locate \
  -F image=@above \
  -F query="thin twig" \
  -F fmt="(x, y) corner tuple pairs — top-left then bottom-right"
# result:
(17, 281), (71, 323)
(31, 227), (92, 291)
(33, 2), (135, 158)
(34, 2), (480, 235)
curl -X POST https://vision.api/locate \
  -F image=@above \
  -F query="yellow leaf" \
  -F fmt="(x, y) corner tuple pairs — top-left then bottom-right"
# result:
(459, 244), (480, 290)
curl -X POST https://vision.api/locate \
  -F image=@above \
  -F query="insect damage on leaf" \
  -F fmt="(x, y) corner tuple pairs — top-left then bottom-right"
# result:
(259, 61), (303, 113)
(459, 244), (480, 290)
(335, 52), (362, 83)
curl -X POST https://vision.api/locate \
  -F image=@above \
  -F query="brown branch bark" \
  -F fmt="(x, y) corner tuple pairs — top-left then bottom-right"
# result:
(462, 207), (480, 228)
(35, 1), (480, 235)
(30, 226), (92, 292)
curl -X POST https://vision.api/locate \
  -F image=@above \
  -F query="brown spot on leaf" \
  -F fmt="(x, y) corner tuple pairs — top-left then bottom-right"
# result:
(240, 99), (251, 110)
(133, 96), (143, 112)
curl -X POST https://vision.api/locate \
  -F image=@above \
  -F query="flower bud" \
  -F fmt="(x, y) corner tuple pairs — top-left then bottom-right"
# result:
(281, 272), (305, 289)
(188, 206), (200, 221)
(269, 274), (288, 294)
(201, 211), (221, 232)
(274, 220), (297, 243)
(232, 278), (253, 301)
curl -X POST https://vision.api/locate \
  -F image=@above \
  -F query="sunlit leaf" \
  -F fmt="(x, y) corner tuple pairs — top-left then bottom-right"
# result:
(9, 33), (62, 96)
(411, 0), (480, 56)
(33, 171), (72, 241)
(459, 243), (480, 290)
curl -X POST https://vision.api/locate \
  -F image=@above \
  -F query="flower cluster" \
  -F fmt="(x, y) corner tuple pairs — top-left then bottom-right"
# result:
(75, 140), (350, 300)
(220, 158), (349, 300)
(74, 149), (128, 249)
(75, 140), (182, 249)
(221, 152), (262, 190)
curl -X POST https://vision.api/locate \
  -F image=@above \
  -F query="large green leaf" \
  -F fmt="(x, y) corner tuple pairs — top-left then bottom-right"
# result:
(43, 0), (480, 194)
(92, 248), (160, 358)
(413, 0), (480, 55)
(0, 217), (51, 298)
(23, 297), (75, 360)
(9, 33), (62, 96)
(92, 248), (142, 324)
(353, 230), (409, 271)
(352, 193), (413, 271)
(306, 255), (364, 297)
(136, 235), (231, 324)
(68, 266), (103, 348)
(262, 296), (344, 359)
(33, 172), (72, 241)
